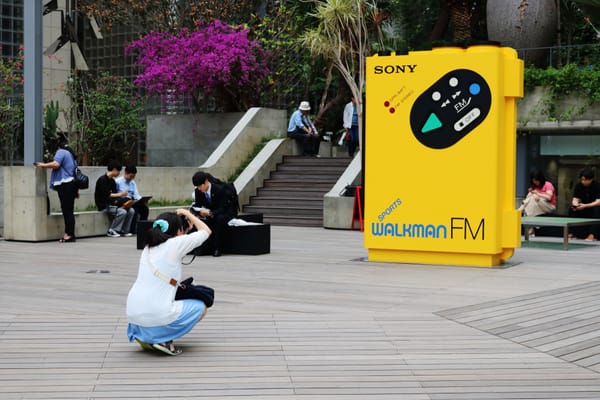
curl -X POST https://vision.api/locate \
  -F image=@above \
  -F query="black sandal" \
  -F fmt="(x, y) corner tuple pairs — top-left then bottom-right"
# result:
(59, 236), (76, 243)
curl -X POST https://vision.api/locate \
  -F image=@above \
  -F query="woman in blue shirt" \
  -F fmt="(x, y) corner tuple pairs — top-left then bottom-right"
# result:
(34, 143), (78, 242)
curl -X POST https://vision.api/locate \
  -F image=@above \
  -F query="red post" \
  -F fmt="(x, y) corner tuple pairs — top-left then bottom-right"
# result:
(351, 185), (364, 231)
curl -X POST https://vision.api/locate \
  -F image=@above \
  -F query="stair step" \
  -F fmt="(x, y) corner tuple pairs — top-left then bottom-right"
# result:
(263, 215), (323, 227)
(243, 154), (352, 228)
(269, 172), (341, 181)
(276, 165), (349, 172)
(255, 191), (324, 200)
(243, 205), (322, 217)
(249, 197), (323, 207)
(263, 181), (334, 189)
(257, 187), (325, 194)
(282, 156), (352, 164)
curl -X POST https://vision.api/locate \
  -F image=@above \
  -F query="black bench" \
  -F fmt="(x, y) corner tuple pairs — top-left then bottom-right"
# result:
(136, 213), (270, 255)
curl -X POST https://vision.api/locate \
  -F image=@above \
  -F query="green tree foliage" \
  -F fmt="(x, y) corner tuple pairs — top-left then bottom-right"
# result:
(250, 2), (323, 111)
(525, 63), (600, 101)
(0, 45), (23, 165)
(42, 100), (60, 161)
(78, 0), (265, 33)
(302, 0), (387, 150)
(65, 72), (144, 165)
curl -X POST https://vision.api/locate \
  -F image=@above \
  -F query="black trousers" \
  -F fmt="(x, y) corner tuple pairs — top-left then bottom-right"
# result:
(55, 180), (77, 237)
(288, 129), (320, 156)
(569, 206), (600, 238)
(205, 213), (235, 251)
(348, 124), (359, 157)
(130, 202), (149, 234)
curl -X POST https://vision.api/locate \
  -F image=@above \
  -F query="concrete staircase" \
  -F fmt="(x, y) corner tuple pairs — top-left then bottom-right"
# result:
(243, 156), (352, 227)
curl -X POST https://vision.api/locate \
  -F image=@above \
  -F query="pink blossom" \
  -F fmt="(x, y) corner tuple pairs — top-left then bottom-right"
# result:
(126, 20), (270, 109)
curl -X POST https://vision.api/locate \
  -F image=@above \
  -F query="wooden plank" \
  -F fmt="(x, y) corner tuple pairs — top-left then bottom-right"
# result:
(3, 228), (600, 399)
(441, 280), (600, 376)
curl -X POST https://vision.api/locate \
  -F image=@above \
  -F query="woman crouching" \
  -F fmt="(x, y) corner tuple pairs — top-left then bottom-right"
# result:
(126, 208), (211, 355)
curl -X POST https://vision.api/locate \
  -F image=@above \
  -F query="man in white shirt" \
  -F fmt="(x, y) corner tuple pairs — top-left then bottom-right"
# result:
(343, 96), (359, 157)
(116, 165), (149, 234)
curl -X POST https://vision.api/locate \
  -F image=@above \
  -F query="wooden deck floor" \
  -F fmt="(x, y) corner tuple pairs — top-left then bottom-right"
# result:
(2, 228), (600, 399)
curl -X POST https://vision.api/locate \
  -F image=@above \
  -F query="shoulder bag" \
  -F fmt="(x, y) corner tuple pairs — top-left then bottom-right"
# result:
(115, 197), (134, 209)
(73, 163), (89, 190)
(147, 251), (214, 308)
(174, 277), (215, 307)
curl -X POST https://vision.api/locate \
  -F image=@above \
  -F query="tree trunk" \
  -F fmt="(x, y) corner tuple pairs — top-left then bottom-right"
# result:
(431, 0), (451, 42)
(448, 0), (473, 41)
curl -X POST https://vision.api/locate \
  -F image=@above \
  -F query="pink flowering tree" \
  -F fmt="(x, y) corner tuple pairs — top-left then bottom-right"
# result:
(126, 20), (270, 112)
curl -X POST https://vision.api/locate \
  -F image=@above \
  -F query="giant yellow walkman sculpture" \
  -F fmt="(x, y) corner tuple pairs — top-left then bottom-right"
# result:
(364, 44), (524, 267)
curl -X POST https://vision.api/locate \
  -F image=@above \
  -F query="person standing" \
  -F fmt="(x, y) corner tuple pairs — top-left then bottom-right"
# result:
(126, 209), (212, 355)
(191, 172), (238, 257)
(569, 168), (600, 241)
(94, 160), (135, 237)
(116, 165), (149, 234)
(33, 142), (79, 243)
(287, 101), (321, 157)
(343, 96), (359, 157)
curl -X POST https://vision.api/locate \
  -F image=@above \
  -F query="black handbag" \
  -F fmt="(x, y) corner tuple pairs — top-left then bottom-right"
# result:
(74, 167), (89, 189)
(147, 252), (215, 308)
(175, 277), (215, 308)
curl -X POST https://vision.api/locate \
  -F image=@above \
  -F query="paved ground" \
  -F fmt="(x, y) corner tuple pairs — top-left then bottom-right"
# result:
(2, 227), (600, 399)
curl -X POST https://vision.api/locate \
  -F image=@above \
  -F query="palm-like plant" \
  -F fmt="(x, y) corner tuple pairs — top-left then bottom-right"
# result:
(301, 0), (380, 154)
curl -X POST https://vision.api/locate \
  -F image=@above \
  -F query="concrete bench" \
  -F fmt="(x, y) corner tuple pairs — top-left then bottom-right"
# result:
(47, 206), (181, 239)
(136, 213), (270, 255)
(522, 216), (600, 250)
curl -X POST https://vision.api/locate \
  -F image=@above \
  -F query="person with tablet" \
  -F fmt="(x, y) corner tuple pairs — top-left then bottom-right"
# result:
(116, 165), (151, 234)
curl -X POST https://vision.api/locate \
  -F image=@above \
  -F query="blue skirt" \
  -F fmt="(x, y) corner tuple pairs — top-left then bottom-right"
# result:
(127, 299), (205, 344)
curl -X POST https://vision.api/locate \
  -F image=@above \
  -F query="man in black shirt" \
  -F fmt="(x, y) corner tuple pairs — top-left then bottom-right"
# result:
(94, 160), (135, 237)
(569, 168), (600, 240)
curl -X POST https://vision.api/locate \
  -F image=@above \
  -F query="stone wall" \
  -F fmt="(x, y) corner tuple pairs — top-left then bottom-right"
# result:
(518, 86), (600, 129)
(146, 112), (244, 166)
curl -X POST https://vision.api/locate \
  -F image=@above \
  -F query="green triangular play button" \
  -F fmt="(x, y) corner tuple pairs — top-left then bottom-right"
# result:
(421, 113), (442, 133)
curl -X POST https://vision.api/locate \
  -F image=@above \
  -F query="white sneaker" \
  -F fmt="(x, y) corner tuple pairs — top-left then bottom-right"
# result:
(107, 229), (121, 237)
(122, 232), (133, 237)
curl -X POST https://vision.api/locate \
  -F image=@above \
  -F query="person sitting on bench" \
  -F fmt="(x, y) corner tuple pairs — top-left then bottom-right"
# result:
(116, 165), (150, 234)
(569, 168), (600, 241)
(519, 170), (556, 217)
(287, 101), (321, 157)
(191, 172), (238, 257)
(518, 169), (556, 237)
(94, 160), (135, 237)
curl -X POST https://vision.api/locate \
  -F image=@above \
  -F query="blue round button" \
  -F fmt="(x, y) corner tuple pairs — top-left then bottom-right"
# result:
(469, 83), (481, 95)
